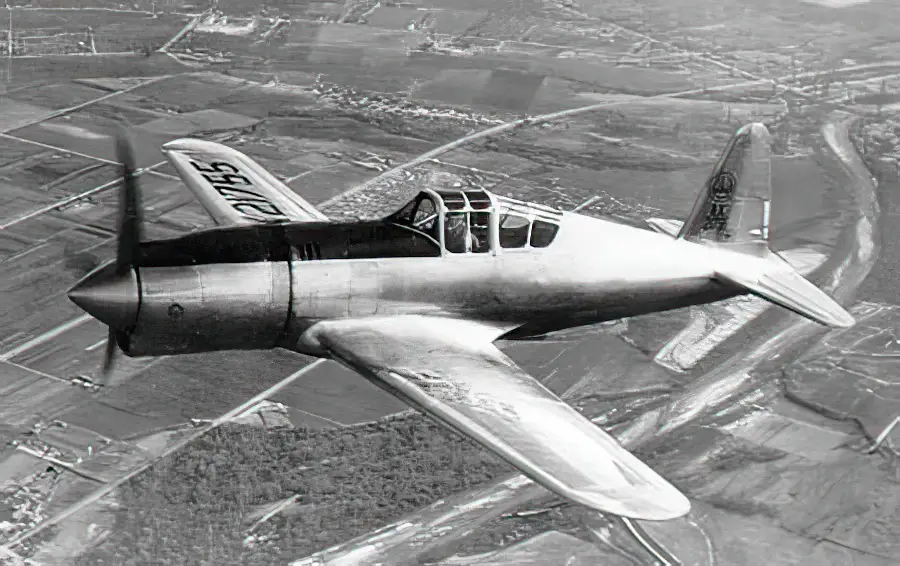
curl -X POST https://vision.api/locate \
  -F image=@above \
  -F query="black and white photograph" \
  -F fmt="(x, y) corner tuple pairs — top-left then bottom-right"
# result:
(0, 0), (897, 564)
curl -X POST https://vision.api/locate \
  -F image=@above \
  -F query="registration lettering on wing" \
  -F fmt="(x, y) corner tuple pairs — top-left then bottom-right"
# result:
(189, 159), (290, 222)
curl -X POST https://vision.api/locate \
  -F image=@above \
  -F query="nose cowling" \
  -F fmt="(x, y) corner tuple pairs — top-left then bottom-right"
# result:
(68, 262), (140, 331)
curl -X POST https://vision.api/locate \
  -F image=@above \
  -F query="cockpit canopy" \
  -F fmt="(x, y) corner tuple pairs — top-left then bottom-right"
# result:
(389, 188), (562, 255)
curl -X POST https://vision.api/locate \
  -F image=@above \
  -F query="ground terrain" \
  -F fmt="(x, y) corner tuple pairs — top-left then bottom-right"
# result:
(0, 0), (897, 565)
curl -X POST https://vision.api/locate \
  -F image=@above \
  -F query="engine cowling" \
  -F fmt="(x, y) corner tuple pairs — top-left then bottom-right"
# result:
(118, 261), (292, 356)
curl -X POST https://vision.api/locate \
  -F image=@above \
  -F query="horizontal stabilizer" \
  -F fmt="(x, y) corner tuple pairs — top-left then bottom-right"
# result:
(646, 218), (683, 237)
(717, 255), (854, 328)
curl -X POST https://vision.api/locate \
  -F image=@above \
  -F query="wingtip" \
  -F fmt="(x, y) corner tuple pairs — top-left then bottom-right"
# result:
(568, 483), (691, 521)
(161, 138), (224, 153)
(627, 489), (691, 521)
(826, 307), (856, 329)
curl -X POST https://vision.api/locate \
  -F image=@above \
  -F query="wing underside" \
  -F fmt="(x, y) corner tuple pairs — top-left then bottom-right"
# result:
(308, 315), (691, 521)
(161, 138), (328, 226)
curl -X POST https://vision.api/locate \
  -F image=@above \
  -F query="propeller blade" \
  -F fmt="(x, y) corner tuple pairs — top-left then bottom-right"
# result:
(99, 126), (143, 381)
(114, 127), (142, 275)
(101, 327), (117, 378)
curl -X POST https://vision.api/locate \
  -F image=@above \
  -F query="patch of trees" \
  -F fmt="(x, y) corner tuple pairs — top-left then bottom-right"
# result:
(76, 415), (513, 565)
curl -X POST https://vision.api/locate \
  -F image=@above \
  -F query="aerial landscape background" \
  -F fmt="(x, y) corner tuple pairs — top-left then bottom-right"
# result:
(0, 0), (898, 564)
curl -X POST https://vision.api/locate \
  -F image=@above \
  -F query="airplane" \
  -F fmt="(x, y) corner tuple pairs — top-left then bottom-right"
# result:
(66, 122), (853, 522)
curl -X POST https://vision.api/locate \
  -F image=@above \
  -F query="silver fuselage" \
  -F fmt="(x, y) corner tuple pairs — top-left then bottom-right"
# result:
(121, 211), (739, 357)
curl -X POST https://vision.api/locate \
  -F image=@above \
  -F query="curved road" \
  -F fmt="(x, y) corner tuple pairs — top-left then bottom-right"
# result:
(294, 111), (880, 566)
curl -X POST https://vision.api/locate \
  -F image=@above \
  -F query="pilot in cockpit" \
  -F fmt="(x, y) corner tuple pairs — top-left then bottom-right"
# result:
(445, 214), (470, 253)
(445, 213), (484, 253)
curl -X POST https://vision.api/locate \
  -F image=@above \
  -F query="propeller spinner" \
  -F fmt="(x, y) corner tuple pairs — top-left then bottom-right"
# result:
(67, 128), (142, 379)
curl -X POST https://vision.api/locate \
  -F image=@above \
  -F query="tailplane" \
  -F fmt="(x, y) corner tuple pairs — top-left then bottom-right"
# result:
(715, 255), (855, 328)
(667, 122), (854, 328)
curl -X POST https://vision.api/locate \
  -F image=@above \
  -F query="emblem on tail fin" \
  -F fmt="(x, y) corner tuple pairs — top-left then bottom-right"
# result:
(703, 171), (738, 235)
(679, 123), (773, 245)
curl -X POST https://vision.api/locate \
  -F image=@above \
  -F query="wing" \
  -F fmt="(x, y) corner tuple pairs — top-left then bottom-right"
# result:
(161, 138), (328, 226)
(307, 316), (691, 521)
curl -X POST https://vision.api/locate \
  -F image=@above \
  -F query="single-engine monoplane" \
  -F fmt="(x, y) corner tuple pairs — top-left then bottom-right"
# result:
(68, 123), (852, 521)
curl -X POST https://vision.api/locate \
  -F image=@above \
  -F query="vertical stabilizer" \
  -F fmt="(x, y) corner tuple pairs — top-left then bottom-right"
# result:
(683, 122), (854, 328)
(678, 122), (772, 248)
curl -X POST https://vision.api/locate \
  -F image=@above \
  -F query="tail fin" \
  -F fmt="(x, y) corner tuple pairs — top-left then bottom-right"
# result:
(678, 122), (772, 246)
(684, 123), (854, 328)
